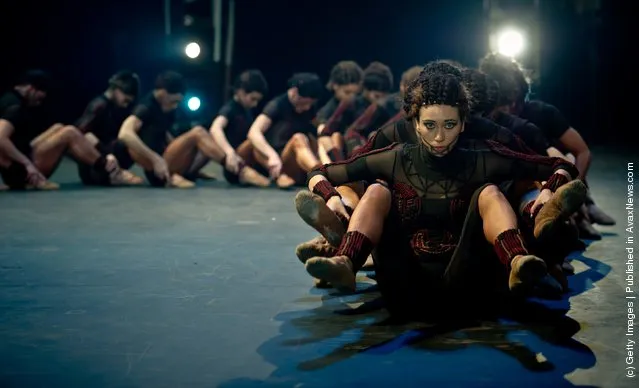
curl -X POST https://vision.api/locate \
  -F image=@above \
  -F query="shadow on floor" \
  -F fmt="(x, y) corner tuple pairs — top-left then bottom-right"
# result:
(219, 253), (610, 387)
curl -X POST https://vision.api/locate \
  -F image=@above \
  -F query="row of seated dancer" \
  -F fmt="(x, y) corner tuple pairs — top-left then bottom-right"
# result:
(289, 58), (618, 320)
(1, 56), (613, 237)
(0, 53), (615, 318)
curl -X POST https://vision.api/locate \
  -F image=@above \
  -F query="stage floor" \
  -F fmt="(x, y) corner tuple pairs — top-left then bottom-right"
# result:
(1, 148), (636, 387)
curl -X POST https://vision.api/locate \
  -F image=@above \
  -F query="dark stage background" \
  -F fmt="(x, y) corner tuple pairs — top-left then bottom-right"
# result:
(0, 0), (632, 147)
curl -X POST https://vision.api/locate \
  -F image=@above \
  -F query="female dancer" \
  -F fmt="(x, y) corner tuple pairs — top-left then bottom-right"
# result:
(301, 69), (584, 317)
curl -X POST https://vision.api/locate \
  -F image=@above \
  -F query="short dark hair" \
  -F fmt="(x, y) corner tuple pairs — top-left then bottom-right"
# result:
(155, 71), (186, 94)
(328, 61), (363, 87)
(363, 62), (393, 92)
(288, 73), (323, 99)
(17, 70), (51, 92)
(479, 53), (529, 106)
(109, 70), (140, 96)
(234, 69), (268, 95)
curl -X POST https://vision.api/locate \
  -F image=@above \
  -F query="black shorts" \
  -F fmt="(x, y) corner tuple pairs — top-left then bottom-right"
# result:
(0, 162), (29, 189)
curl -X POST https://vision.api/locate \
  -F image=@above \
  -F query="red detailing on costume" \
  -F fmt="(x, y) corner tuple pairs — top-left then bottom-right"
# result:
(322, 142), (399, 169)
(321, 99), (353, 136)
(346, 103), (379, 134)
(350, 134), (376, 158)
(513, 134), (537, 155)
(312, 180), (341, 202)
(494, 229), (529, 267)
(541, 172), (570, 193)
(486, 140), (555, 165)
(410, 229), (457, 259)
(520, 200), (541, 231)
(392, 182), (421, 223)
(485, 139), (579, 179)
(336, 231), (374, 272)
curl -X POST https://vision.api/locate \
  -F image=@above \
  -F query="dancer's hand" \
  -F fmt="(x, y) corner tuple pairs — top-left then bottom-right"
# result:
(267, 155), (282, 179)
(25, 163), (46, 186)
(152, 158), (171, 182)
(327, 196), (350, 222)
(530, 188), (553, 214)
(225, 152), (243, 175)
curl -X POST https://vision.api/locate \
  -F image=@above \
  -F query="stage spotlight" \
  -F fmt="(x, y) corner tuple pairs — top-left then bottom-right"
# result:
(185, 42), (201, 59)
(497, 29), (525, 58)
(187, 97), (201, 111)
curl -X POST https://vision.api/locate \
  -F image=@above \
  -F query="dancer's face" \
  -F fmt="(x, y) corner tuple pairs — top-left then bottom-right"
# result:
(157, 90), (184, 112)
(363, 89), (386, 103)
(289, 88), (316, 113)
(113, 88), (136, 108)
(414, 104), (464, 157)
(333, 83), (360, 102)
(237, 89), (263, 109)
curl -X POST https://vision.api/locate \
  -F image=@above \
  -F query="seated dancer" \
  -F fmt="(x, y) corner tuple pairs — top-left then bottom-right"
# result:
(480, 53), (614, 238)
(296, 62), (581, 289)
(243, 72), (324, 188)
(343, 65), (422, 155)
(0, 70), (125, 189)
(75, 70), (144, 185)
(301, 70), (585, 318)
(117, 70), (265, 188)
(316, 61), (363, 163)
(209, 69), (270, 186)
(319, 62), (394, 160)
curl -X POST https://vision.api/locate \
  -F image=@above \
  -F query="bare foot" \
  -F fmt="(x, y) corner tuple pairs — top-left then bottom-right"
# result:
(239, 166), (270, 187)
(276, 174), (296, 190)
(169, 174), (196, 189)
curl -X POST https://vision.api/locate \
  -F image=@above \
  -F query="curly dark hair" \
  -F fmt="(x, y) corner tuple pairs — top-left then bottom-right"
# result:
(234, 69), (268, 95)
(403, 70), (471, 122)
(155, 71), (186, 95)
(362, 61), (393, 92)
(461, 68), (500, 116)
(420, 60), (464, 80)
(327, 61), (363, 88)
(479, 53), (529, 106)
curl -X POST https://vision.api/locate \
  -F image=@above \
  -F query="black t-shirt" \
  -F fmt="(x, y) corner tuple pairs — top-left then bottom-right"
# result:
(520, 100), (570, 143)
(492, 110), (549, 155)
(0, 91), (48, 155)
(217, 98), (254, 149)
(76, 95), (131, 145)
(316, 97), (339, 125)
(130, 93), (176, 153)
(261, 93), (317, 153)
(463, 116), (535, 155)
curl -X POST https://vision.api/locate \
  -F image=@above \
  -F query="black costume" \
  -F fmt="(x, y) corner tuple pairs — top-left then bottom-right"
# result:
(309, 139), (578, 316)
(75, 95), (134, 185)
(492, 110), (549, 156)
(116, 93), (177, 186)
(343, 92), (402, 155)
(0, 91), (49, 187)
(261, 93), (317, 154)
